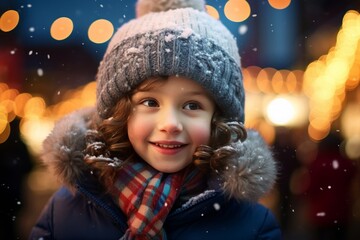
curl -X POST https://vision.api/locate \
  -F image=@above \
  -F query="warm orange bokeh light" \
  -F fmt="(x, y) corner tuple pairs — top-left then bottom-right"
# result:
(0, 108), (7, 134)
(0, 122), (10, 144)
(272, 71), (284, 93)
(206, 5), (220, 20)
(88, 19), (114, 44)
(0, 10), (20, 32)
(50, 17), (74, 41)
(224, 0), (251, 22)
(268, 0), (291, 10)
(14, 93), (33, 118)
(24, 97), (46, 118)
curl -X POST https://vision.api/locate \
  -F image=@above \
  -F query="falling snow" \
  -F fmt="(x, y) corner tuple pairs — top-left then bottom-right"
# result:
(37, 68), (44, 77)
(213, 203), (221, 211)
(238, 25), (248, 35)
(179, 28), (193, 39)
(316, 212), (326, 217)
(126, 47), (142, 54)
(60, 145), (71, 153)
(165, 34), (175, 42)
(332, 160), (339, 169)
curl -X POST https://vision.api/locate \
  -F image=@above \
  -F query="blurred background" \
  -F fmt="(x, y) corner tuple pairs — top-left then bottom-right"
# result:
(1, 0), (359, 239)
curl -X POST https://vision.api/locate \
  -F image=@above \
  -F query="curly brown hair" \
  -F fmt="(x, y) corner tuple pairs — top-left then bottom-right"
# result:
(84, 77), (247, 185)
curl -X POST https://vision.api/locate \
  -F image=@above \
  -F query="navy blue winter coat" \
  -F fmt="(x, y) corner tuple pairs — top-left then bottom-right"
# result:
(29, 108), (281, 240)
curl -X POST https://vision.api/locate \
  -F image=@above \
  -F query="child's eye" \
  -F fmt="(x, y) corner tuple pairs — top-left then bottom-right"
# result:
(141, 99), (159, 107)
(184, 102), (201, 110)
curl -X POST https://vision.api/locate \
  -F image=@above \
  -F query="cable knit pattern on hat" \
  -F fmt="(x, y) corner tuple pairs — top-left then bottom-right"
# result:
(96, 0), (245, 122)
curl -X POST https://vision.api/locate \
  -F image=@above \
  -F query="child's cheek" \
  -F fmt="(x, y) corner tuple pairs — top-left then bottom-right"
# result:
(127, 114), (153, 140)
(190, 122), (212, 145)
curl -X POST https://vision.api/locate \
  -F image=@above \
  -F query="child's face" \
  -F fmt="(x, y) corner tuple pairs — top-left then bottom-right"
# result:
(127, 76), (215, 173)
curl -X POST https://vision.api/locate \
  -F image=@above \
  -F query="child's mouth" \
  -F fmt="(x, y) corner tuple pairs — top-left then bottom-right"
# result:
(154, 143), (183, 149)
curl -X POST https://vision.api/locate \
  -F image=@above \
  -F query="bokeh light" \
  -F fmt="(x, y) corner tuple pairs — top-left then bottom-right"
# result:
(0, 10), (20, 32)
(345, 136), (360, 160)
(206, 5), (220, 20)
(14, 93), (33, 118)
(303, 10), (360, 141)
(88, 19), (114, 44)
(268, 0), (291, 10)
(224, 0), (251, 22)
(0, 107), (8, 135)
(266, 97), (295, 126)
(0, 121), (10, 144)
(341, 103), (360, 141)
(50, 17), (74, 40)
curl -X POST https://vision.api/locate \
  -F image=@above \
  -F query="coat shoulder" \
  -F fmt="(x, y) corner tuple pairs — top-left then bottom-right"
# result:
(29, 186), (126, 240)
(166, 194), (282, 240)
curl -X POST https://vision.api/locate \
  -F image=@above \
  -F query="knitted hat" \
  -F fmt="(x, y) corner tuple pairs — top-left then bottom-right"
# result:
(96, 0), (245, 122)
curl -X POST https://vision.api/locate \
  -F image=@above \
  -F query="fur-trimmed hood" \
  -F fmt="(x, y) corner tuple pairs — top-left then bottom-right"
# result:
(41, 107), (277, 202)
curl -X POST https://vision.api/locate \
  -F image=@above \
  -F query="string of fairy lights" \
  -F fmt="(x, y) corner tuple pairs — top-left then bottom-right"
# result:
(1, 2), (360, 161)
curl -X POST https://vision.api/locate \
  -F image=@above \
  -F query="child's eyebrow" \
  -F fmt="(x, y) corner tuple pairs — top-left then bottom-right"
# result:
(185, 90), (210, 97)
(182, 90), (213, 100)
(182, 91), (205, 95)
(133, 89), (211, 99)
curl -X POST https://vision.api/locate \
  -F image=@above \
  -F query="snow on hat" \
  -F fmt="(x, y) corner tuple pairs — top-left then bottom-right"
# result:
(96, 0), (245, 122)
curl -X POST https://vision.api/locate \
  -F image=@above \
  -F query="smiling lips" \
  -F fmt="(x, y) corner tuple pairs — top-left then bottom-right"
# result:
(151, 141), (187, 154)
(155, 143), (182, 148)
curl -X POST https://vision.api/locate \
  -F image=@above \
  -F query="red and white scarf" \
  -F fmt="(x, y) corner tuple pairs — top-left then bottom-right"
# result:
(114, 161), (206, 240)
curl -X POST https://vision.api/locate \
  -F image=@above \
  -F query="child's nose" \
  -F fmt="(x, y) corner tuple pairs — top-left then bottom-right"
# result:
(158, 108), (183, 133)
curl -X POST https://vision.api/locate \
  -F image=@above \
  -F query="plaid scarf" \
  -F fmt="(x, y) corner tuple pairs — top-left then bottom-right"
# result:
(114, 161), (206, 240)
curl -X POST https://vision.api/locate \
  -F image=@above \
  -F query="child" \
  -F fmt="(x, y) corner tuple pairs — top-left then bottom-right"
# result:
(30, 0), (281, 239)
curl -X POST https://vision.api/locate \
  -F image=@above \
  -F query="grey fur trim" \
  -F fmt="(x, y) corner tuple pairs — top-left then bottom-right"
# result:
(41, 107), (95, 190)
(218, 130), (277, 201)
